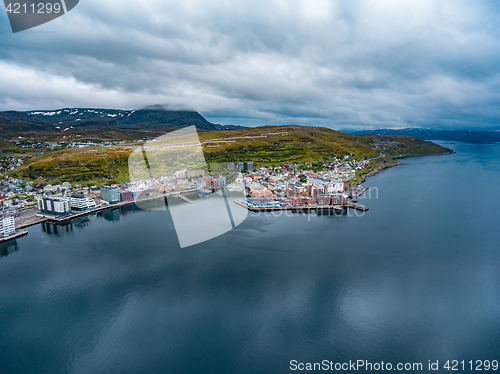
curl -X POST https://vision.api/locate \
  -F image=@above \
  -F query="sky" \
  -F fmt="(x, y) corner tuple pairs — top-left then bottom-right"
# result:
(1, 0), (500, 130)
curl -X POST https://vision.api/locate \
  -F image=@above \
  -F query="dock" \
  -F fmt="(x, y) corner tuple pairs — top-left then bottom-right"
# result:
(34, 189), (200, 223)
(174, 194), (194, 203)
(233, 200), (369, 212)
(0, 230), (28, 243)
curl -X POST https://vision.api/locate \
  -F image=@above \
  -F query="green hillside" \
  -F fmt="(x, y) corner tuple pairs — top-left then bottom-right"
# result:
(11, 148), (132, 186)
(8, 125), (453, 185)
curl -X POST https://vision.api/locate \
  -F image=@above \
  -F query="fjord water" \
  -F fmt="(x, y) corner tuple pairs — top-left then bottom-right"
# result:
(1, 142), (499, 374)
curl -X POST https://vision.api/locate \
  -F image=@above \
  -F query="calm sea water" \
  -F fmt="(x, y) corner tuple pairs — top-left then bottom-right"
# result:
(0, 142), (499, 374)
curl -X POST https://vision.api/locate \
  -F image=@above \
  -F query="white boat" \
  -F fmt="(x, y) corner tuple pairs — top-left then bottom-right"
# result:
(198, 188), (211, 195)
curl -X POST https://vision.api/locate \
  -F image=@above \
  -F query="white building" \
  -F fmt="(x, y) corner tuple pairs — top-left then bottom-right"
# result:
(38, 197), (71, 216)
(327, 182), (345, 193)
(0, 216), (15, 237)
(69, 194), (97, 211)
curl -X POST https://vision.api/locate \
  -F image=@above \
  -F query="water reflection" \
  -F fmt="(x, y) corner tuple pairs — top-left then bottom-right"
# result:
(0, 240), (19, 258)
(73, 216), (92, 228)
(102, 208), (120, 222)
(41, 221), (74, 235)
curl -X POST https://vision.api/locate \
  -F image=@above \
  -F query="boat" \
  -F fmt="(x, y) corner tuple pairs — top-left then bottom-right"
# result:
(334, 205), (342, 210)
(197, 188), (211, 195)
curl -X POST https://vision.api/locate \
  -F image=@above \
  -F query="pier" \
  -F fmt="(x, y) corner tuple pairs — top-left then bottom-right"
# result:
(233, 200), (369, 212)
(0, 230), (28, 243)
(174, 194), (194, 203)
(34, 189), (199, 224)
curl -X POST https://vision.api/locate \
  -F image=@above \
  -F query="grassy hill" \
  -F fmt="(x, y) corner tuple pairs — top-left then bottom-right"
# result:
(11, 148), (132, 186)
(8, 125), (453, 185)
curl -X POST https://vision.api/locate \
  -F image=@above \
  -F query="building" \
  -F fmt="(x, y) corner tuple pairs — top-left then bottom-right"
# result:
(245, 197), (280, 208)
(119, 190), (133, 202)
(0, 215), (15, 237)
(247, 183), (272, 197)
(292, 197), (312, 206)
(217, 175), (228, 187)
(204, 179), (218, 189)
(187, 170), (205, 178)
(246, 161), (254, 172)
(176, 170), (188, 179)
(131, 187), (156, 199)
(327, 181), (346, 193)
(228, 163), (236, 172)
(38, 197), (71, 216)
(69, 194), (97, 211)
(236, 162), (244, 170)
(100, 186), (120, 204)
(317, 194), (348, 206)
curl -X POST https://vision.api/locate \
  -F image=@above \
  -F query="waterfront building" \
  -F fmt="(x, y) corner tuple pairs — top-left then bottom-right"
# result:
(245, 197), (280, 208)
(131, 187), (156, 200)
(100, 186), (120, 204)
(292, 196), (312, 206)
(38, 197), (71, 216)
(119, 190), (133, 202)
(69, 194), (97, 211)
(317, 194), (349, 206)
(247, 183), (272, 197)
(217, 176), (228, 187)
(204, 179), (218, 189)
(0, 215), (15, 237)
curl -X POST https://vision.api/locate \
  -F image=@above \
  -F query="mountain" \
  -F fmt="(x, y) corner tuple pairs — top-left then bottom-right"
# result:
(0, 106), (216, 136)
(354, 128), (500, 144)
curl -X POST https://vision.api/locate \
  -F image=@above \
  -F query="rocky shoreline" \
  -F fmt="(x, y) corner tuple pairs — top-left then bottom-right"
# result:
(352, 161), (400, 188)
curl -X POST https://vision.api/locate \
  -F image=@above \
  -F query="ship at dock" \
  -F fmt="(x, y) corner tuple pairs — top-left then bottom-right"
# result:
(197, 188), (211, 195)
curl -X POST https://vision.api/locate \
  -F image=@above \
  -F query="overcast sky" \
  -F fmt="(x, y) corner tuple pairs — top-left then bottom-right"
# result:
(1, 0), (500, 129)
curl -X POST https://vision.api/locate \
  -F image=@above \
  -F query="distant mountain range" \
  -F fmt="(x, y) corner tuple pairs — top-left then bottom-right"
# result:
(354, 128), (500, 144)
(0, 105), (217, 136)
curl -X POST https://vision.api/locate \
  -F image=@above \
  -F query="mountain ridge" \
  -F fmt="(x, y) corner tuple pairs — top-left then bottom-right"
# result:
(0, 107), (217, 135)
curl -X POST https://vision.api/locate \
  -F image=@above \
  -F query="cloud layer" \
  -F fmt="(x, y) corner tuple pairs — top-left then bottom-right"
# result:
(1, 0), (500, 129)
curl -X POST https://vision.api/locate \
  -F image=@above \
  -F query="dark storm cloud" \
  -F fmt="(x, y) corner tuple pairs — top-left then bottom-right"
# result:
(1, 0), (500, 129)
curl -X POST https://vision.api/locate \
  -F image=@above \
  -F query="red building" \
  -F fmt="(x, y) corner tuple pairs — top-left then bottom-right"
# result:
(292, 197), (312, 205)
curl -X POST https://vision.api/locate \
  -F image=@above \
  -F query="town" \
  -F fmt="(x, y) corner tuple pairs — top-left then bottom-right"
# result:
(0, 154), (378, 241)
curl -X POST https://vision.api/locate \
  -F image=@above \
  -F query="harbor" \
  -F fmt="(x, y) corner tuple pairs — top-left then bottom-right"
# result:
(34, 189), (199, 224)
(12, 185), (370, 238)
(233, 199), (369, 212)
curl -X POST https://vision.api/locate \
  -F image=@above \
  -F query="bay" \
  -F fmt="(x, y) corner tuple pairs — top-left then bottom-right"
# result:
(0, 142), (499, 373)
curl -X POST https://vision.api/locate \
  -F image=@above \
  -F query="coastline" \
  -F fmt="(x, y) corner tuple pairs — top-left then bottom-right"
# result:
(10, 150), (454, 235)
(13, 192), (193, 233)
(392, 151), (455, 159)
